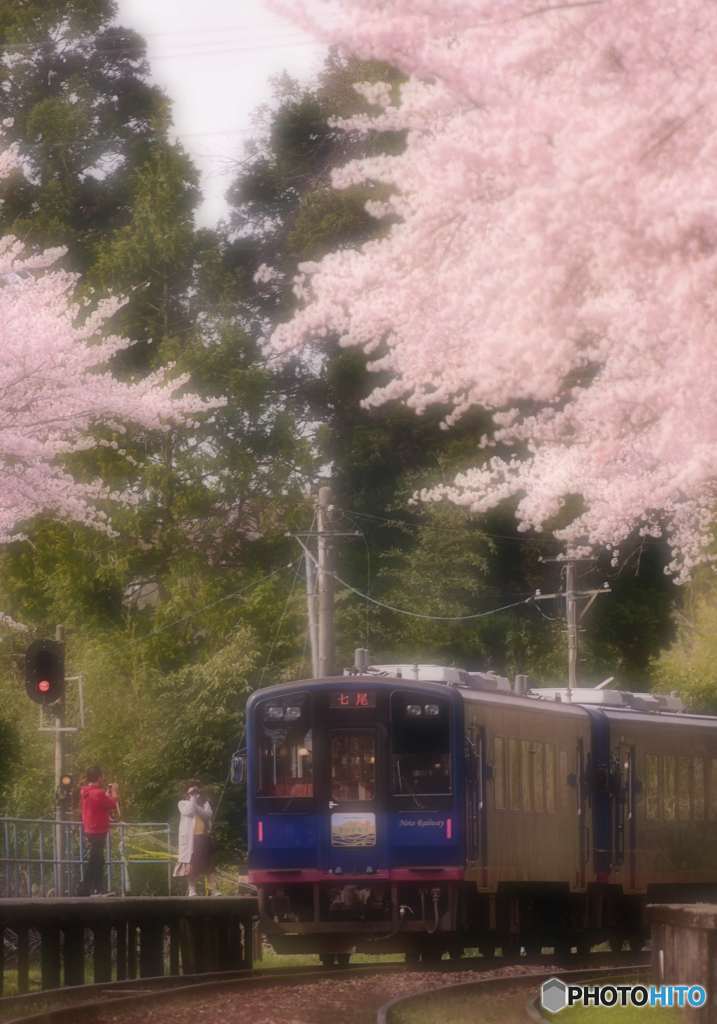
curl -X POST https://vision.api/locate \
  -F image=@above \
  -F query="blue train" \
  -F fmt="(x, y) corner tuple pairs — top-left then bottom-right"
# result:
(242, 666), (717, 963)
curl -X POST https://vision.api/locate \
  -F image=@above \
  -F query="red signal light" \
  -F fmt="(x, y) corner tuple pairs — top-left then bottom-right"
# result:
(37, 680), (51, 693)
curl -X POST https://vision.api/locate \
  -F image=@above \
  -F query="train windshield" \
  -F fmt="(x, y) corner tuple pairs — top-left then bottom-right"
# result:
(257, 698), (313, 798)
(330, 731), (376, 802)
(391, 693), (451, 795)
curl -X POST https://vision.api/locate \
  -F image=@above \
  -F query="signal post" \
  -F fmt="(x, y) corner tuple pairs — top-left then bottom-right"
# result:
(53, 624), (65, 896)
(24, 628), (68, 893)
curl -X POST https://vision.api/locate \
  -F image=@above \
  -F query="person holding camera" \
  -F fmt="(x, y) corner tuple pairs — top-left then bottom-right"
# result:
(174, 782), (219, 896)
(78, 766), (119, 896)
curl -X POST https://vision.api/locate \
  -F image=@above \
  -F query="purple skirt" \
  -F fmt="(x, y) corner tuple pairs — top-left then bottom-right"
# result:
(190, 833), (215, 875)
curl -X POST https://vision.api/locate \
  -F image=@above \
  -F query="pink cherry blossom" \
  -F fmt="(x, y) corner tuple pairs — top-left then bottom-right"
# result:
(0, 149), (219, 541)
(268, 0), (717, 581)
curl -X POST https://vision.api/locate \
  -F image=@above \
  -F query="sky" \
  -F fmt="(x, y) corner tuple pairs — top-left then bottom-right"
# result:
(114, 1), (325, 226)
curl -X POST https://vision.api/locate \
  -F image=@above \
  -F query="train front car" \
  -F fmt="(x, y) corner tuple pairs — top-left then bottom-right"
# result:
(246, 677), (464, 962)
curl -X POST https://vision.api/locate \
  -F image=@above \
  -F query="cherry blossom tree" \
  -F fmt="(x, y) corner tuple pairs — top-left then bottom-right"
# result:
(0, 145), (217, 545)
(267, 0), (717, 580)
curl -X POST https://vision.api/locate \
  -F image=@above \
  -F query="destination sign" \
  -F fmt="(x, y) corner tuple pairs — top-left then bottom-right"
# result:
(329, 690), (376, 709)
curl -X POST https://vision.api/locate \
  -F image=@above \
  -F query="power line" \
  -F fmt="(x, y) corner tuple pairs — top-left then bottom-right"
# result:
(337, 506), (545, 547)
(295, 536), (533, 622)
(0, 35), (319, 57)
(257, 557), (304, 688)
(332, 575), (535, 622)
(127, 559), (299, 646)
(337, 509), (372, 648)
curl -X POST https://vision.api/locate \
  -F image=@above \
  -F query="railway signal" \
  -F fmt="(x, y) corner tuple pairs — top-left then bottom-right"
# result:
(24, 638), (65, 705)
(56, 773), (74, 809)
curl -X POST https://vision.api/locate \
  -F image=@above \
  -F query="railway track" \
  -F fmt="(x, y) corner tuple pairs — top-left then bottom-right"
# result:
(0, 950), (649, 1024)
(376, 961), (650, 1023)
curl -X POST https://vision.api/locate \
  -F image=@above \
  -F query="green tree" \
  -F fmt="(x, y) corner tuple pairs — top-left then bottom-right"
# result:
(0, 3), (312, 840)
(0, 0), (167, 263)
(653, 572), (717, 711)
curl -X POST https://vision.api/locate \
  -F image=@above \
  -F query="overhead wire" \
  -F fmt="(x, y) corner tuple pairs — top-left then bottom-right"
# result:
(336, 508), (372, 648)
(257, 555), (304, 689)
(294, 536), (534, 623)
(336, 506), (546, 547)
(127, 558), (299, 646)
(0, 36), (320, 58)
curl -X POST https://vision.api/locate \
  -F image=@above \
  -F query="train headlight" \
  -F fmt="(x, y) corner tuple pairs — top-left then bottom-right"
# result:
(424, 704), (440, 716)
(406, 704), (422, 716)
(284, 706), (301, 720)
(265, 705), (284, 720)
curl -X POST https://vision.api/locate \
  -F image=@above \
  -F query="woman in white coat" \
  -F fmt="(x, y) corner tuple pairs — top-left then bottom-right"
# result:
(174, 783), (219, 896)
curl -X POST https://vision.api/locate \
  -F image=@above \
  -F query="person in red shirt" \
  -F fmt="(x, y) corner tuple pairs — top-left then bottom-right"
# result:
(78, 766), (119, 896)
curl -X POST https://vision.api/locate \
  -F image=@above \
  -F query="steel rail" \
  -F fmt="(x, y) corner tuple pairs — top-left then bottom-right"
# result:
(0, 952), (649, 1024)
(375, 962), (649, 1023)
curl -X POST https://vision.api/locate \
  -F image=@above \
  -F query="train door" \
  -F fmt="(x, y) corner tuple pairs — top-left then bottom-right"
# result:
(576, 738), (589, 888)
(323, 727), (385, 875)
(613, 743), (637, 890)
(465, 726), (487, 872)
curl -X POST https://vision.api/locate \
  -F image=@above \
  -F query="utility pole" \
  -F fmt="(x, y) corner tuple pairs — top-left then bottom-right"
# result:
(289, 489), (360, 678)
(536, 557), (610, 699)
(304, 547), (319, 678)
(54, 624), (64, 896)
(317, 485), (335, 677)
(565, 559), (578, 693)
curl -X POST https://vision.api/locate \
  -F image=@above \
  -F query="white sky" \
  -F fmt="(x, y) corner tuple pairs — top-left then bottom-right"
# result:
(114, 1), (325, 225)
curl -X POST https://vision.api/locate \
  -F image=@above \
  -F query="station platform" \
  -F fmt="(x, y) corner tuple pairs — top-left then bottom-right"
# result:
(0, 895), (258, 993)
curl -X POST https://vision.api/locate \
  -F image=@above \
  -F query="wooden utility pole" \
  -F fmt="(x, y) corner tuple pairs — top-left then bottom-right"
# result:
(565, 559), (578, 693)
(304, 547), (319, 678)
(317, 485), (335, 677)
(536, 557), (610, 698)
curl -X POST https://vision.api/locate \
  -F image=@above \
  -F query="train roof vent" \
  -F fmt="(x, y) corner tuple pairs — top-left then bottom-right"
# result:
(528, 687), (686, 712)
(464, 671), (513, 693)
(366, 664), (513, 692)
(528, 687), (632, 706)
(366, 664), (469, 685)
(623, 692), (686, 713)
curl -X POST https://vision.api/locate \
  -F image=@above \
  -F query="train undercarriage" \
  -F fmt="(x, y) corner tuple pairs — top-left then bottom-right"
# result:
(258, 879), (716, 961)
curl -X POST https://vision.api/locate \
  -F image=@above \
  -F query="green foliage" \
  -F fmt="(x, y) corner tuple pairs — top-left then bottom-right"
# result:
(0, 30), (684, 857)
(654, 573), (717, 711)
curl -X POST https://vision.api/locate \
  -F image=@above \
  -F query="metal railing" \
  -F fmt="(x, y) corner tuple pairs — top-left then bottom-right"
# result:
(0, 817), (172, 897)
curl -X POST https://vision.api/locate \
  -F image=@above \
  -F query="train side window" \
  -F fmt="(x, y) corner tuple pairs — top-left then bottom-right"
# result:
(693, 758), (705, 821)
(559, 750), (569, 811)
(677, 757), (691, 821)
(645, 754), (659, 820)
(521, 741), (533, 812)
(545, 744), (556, 814)
(534, 743), (545, 813)
(662, 756), (676, 821)
(709, 760), (717, 820)
(509, 738), (521, 810)
(494, 737), (505, 810)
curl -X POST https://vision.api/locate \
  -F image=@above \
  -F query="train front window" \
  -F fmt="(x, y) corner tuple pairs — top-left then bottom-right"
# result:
(391, 694), (451, 795)
(257, 699), (313, 798)
(330, 732), (376, 802)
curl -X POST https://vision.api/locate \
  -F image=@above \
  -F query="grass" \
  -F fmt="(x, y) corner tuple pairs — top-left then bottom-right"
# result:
(389, 986), (528, 1024)
(557, 1007), (682, 1024)
(389, 988), (686, 1024)
(256, 946), (403, 970)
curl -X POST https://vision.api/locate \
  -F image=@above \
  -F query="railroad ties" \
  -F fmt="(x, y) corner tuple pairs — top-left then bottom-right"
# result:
(0, 896), (258, 994)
